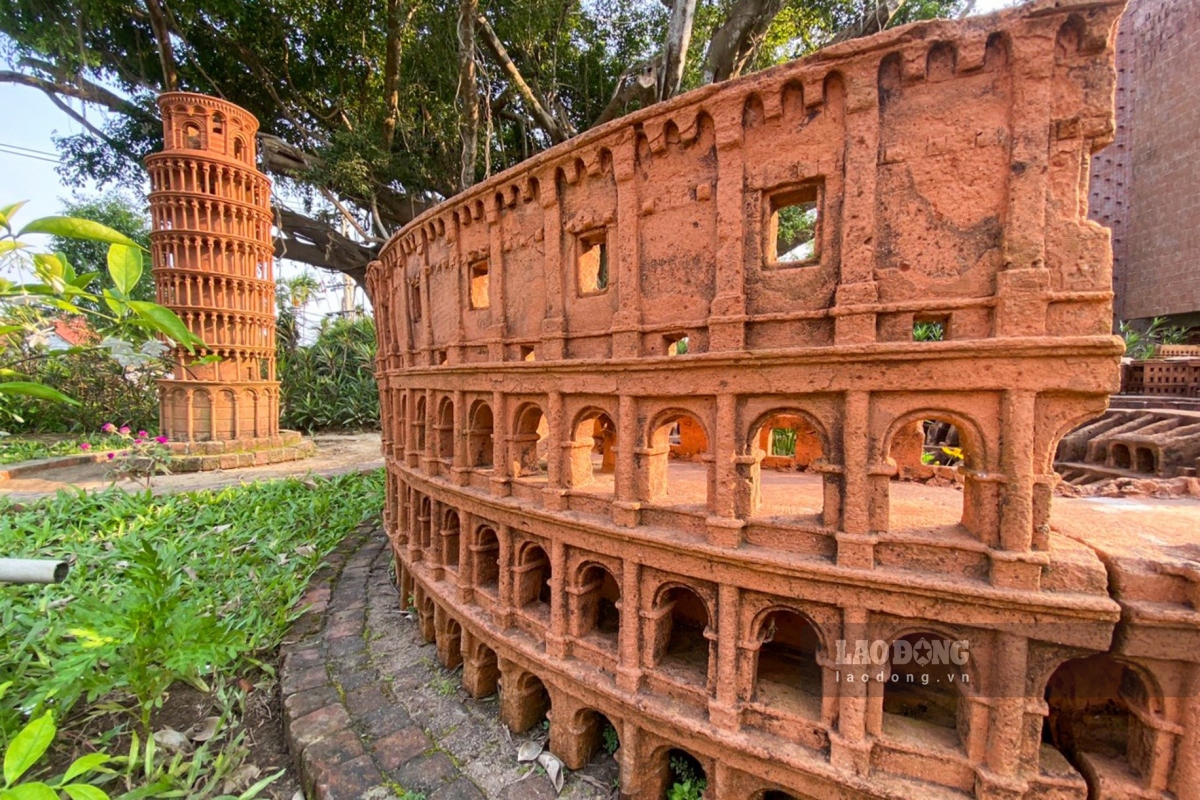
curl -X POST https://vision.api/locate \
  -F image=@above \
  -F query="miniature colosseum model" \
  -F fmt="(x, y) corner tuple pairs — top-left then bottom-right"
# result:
(370, 1), (1200, 797)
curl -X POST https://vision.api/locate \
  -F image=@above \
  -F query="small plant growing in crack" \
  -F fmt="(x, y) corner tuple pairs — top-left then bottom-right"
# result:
(432, 674), (458, 696)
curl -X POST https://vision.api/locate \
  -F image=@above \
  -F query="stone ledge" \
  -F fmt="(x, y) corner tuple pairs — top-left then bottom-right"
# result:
(171, 437), (316, 473)
(0, 453), (106, 483)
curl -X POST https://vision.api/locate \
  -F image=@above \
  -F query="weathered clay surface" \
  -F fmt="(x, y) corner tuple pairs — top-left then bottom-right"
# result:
(148, 94), (282, 446)
(368, 2), (1199, 798)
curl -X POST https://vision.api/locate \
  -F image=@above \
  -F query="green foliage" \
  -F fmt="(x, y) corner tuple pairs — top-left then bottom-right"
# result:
(770, 427), (798, 457)
(667, 754), (706, 800)
(601, 722), (620, 756)
(1120, 317), (1194, 360)
(0, 470), (383, 743)
(912, 321), (946, 342)
(0, 347), (160, 434)
(0, 434), (131, 465)
(0, 201), (202, 425)
(50, 194), (155, 308)
(0, 711), (113, 800)
(280, 317), (379, 432)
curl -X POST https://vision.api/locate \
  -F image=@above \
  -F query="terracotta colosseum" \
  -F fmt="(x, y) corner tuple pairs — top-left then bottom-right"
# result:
(368, 0), (1200, 797)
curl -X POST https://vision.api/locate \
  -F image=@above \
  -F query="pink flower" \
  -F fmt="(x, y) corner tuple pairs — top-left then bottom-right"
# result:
(155, 436), (169, 444)
(118, 426), (131, 435)
(134, 439), (144, 445)
(79, 442), (91, 451)
(137, 430), (148, 438)
(101, 423), (115, 433)
(106, 452), (115, 460)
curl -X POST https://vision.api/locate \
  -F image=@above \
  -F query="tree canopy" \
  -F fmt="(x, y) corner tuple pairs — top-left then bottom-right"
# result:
(0, 0), (964, 284)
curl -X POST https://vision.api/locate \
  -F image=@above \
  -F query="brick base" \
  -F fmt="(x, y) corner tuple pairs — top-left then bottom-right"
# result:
(168, 431), (316, 473)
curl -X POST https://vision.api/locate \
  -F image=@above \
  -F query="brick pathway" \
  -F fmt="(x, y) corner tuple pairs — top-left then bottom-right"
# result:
(280, 525), (617, 800)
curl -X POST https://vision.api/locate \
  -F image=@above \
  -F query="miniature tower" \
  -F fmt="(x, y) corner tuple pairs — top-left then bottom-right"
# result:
(146, 93), (280, 446)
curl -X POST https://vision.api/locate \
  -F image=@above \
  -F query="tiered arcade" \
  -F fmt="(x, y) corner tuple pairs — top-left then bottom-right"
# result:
(370, 2), (1200, 797)
(148, 93), (281, 446)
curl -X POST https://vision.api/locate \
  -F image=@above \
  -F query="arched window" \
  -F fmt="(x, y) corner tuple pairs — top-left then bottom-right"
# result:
(1043, 654), (1161, 795)
(514, 543), (551, 618)
(413, 396), (427, 455)
(211, 111), (225, 135)
(441, 509), (460, 569)
(435, 397), (455, 465)
(885, 415), (979, 535)
(182, 122), (202, 149)
(566, 410), (616, 495)
(644, 411), (711, 510)
(575, 563), (620, 645)
(663, 749), (707, 800)
(651, 586), (711, 690)
(472, 526), (500, 592)
(748, 410), (828, 525)
(753, 609), (822, 721)
(882, 631), (969, 751)
(510, 404), (548, 478)
(467, 400), (494, 467)
(233, 137), (245, 160)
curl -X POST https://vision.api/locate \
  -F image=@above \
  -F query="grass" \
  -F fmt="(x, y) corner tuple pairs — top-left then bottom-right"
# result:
(0, 433), (133, 465)
(0, 469), (383, 795)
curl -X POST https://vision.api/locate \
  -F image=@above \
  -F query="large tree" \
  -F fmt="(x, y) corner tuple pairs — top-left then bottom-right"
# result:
(0, 0), (962, 286)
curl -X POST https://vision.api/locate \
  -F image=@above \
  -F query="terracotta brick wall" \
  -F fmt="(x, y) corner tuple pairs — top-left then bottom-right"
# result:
(1090, 0), (1200, 322)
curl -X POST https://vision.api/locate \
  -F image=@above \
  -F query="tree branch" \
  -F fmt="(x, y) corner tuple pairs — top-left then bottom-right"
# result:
(592, 56), (660, 127)
(702, 0), (786, 84)
(475, 12), (574, 143)
(144, 0), (178, 91)
(457, 0), (480, 189)
(2, 64), (152, 123)
(274, 208), (377, 290)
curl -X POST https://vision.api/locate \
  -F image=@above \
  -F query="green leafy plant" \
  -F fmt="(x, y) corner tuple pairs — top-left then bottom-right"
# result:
(667, 754), (706, 800)
(1120, 317), (1195, 360)
(912, 321), (946, 342)
(770, 427), (798, 457)
(0, 710), (113, 800)
(0, 201), (203, 420)
(601, 722), (620, 756)
(279, 317), (379, 432)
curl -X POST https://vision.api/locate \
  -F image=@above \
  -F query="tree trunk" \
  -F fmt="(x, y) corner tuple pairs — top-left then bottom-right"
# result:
(702, 0), (786, 84)
(144, 0), (178, 91)
(659, 0), (698, 101)
(382, 0), (405, 150)
(457, 0), (480, 190)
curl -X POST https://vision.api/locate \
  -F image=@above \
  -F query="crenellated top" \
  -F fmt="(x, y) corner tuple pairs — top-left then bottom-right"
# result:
(156, 92), (260, 168)
(372, 0), (1126, 369)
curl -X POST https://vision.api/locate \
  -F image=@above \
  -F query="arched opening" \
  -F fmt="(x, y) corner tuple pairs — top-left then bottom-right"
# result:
(417, 496), (433, 550)
(570, 709), (621, 773)
(566, 410), (616, 495)
(442, 510), (461, 569)
(663, 749), (706, 800)
(182, 122), (202, 149)
(472, 526), (500, 591)
(762, 792), (801, 800)
(504, 671), (551, 734)
(882, 631), (968, 751)
(576, 563), (621, 645)
(233, 138), (245, 160)
(749, 411), (827, 523)
(510, 404), (549, 478)
(1043, 655), (1158, 791)
(1111, 443), (1132, 470)
(464, 637), (499, 698)
(435, 397), (455, 465)
(413, 396), (427, 454)
(652, 586), (711, 689)
(887, 416), (975, 532)
(646, 412), (711, 510)
(211, 112), (224, 135)
(468, 400), (494, 467)
(515, 544), (551, 617)
(753, 609), (823, 720)
(193, 390), (213, 440)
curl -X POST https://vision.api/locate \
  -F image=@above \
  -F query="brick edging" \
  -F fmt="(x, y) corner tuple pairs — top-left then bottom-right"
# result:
(279, 523), (485, 800)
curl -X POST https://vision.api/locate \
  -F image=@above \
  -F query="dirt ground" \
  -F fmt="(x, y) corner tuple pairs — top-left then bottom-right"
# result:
(0, 433), (384, 503)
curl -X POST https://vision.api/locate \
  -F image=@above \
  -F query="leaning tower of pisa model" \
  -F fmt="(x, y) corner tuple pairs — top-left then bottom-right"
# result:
(147, 93), (311, 470)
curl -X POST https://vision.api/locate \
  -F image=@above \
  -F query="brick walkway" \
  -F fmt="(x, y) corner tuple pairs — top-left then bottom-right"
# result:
(280, 525), (617, 800)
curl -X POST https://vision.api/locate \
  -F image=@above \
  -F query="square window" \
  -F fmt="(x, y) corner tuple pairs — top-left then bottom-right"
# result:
(767, 183), (822, 266)
(577, 230), (609, 295)
(520, 346), (536, 361)
(664, 333), (689, 356)
(913, 316), (948, 341)
(469, 260), (490, 309)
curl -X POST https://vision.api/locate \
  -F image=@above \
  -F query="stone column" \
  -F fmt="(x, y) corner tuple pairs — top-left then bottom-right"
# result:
(837, 390), (875, 569)
(616, 560), (642, 692)
(490, 390), (511, 497)
(451, 388), (470, 486)
(709, 582), (741, 730)
(708, 105), (747, 352)
(538, 169), (566, 359)
(833, 76), (880, 345)
(495, 524), (514, 628)
(611, 131), (642, 358)
(707, 392), (747, 548)
(543, 389), (569, 510)
(830, 606), (871, 776)
(485, 198), (507, 361)
(612, 393), (640, 527)
(992, 390), (1046, 591)
(546, 538), (568, 658)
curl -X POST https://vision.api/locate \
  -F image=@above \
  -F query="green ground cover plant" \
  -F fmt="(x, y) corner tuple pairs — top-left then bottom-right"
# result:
(0, 434), (132, 466)
(0, 469), (383, 796)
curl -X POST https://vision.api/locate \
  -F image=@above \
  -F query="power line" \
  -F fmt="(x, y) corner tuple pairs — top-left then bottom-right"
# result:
(0, 142), (59, 158)
(0, 144), (59, 164)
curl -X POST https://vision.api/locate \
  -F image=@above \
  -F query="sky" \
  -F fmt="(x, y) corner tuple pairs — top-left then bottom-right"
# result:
(0, 0), (1017, 330)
